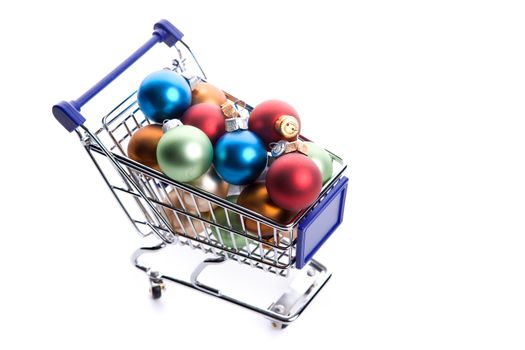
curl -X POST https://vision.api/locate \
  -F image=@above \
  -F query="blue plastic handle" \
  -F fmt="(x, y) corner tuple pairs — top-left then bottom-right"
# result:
(52, 19), (184, 132)
(296, 176), (349, 269)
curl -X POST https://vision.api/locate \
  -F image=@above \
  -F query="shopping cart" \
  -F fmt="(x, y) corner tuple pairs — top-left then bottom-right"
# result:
(52, 20), (348, 328)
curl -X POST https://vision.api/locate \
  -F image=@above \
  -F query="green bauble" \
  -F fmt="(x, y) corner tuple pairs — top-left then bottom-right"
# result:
(211, 195), (248, 250)
(157, 125), (213, 182)
(305, 141), (333, 185)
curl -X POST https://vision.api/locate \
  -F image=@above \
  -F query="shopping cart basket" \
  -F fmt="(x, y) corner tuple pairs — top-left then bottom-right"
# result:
(52, 20), (348, 328)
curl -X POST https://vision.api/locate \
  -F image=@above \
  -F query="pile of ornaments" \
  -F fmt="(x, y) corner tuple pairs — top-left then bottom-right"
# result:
(127, 69), (333, 245)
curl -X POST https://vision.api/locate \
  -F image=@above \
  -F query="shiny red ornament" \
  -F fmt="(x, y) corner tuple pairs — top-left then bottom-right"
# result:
(249, 100), (301, 150)
(266, 153), (322, 211)
(180, 103), (226, 145)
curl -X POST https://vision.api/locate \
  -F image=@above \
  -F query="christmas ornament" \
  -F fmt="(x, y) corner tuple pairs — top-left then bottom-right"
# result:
(180, 103), (226, 145)
(266, 143), (322, 211)
(213, 104), (267, 185)
(191, 82), (227, 106)
(304, 141), (334, 185)
(211, 195), (248, 249)
(137, 70), (191, 123)
(163, 190), (210, 237)
(127, 124), (163, 171)
(249, 99), (301, 150)
(237, 182), (297, 239)
(156, 120), (213, 183)
(181, 167), (229, 212)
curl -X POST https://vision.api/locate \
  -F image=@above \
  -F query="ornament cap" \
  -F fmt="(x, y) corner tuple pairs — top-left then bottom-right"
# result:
(225, 116), (249, 132)
(221, 100), (240, 118)
(270, 140), (308, 157)
(162, 119), (183, 133)
(185, 74), (203, 90)
(275, 115), (299, 139)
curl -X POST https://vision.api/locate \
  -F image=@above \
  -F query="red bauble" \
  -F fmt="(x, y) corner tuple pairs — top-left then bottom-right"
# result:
(249, 100), (301, 150)
(180, 103), (226, 145)
(266, 153), (322, 211)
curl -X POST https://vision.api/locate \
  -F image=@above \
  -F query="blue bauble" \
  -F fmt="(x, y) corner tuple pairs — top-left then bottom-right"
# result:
(137, 70), (191, 123)
(214, 130), (268, 185)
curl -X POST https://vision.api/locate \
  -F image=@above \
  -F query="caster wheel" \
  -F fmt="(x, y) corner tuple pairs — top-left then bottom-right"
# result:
(271, 322), (288, 329)
(150, 285), (163, 299)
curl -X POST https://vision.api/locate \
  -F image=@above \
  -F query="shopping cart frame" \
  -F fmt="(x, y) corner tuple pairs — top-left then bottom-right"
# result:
(53, 20), (349, 328)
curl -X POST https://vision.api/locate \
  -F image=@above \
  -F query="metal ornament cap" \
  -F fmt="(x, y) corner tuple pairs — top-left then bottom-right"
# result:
(162, 118), (183, 133)
(270, 140), (309, 158)
(221, 100), (240, 119)
(275, 115), (300, 139)
(184, 74), (203, 90)
(225, 116), (249, 132)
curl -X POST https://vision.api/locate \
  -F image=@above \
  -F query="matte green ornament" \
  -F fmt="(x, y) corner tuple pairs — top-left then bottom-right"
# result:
(305, 141), (333, 185)
(157, 124), (213, 182)
(211, 195), (248, 250)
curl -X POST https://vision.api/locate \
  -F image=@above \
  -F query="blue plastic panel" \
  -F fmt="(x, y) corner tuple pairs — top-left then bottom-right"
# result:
(296, 176), (348, 269)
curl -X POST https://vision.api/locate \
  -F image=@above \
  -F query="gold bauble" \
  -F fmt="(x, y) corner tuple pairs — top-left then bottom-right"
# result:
(182, 167), (229, 213)
(127, 124), (163, 171)
(237, 182), (297, 239)
(191, 82), (227, 106)
(163, 190), (210, 237)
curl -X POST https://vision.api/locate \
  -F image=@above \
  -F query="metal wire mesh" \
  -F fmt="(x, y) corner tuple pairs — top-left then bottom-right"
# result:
(80, 44), (346, 276)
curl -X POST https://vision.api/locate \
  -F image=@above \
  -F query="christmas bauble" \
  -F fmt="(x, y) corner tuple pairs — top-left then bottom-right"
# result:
(237, 182), (297, 239)
(137, 70), (191, 123)
(213, 130), (267, 185)
(249, 99), (301, 150)
(191, 82), (227, 106)
(211, 195), (248, 249)
(180, 103), (226, 145)
(266, 153), (322, 211)
(127, 124), (163, 171)
(157, 124), (213, 182)
(181, 167), (229, 212)
(163, 190), (210, 237)
(304, 141), (334, 185)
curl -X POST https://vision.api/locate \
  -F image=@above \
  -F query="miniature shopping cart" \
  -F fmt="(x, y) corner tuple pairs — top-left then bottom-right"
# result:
(52, 20), (348, 328)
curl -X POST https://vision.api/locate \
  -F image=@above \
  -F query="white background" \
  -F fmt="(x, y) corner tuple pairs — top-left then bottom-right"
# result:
(1, 1), (524, 349)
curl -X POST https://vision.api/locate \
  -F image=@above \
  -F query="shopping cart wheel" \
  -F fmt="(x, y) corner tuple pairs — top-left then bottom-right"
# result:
(147, 270), (165, 299)
(150, 284), (163, 299)
(271, 322), (288, 329)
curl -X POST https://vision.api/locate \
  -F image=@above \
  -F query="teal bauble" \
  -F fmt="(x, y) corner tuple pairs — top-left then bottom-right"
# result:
(211, 195), (248, 250)
(304, 141), (333, 185)
(157, 125), (213, 182)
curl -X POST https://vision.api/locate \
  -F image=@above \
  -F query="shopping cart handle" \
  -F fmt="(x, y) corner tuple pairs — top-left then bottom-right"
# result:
(52, 19), (183, 132)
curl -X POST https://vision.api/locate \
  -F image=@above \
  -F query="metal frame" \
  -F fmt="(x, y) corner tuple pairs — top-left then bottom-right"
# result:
(131, 243), (331, 328)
